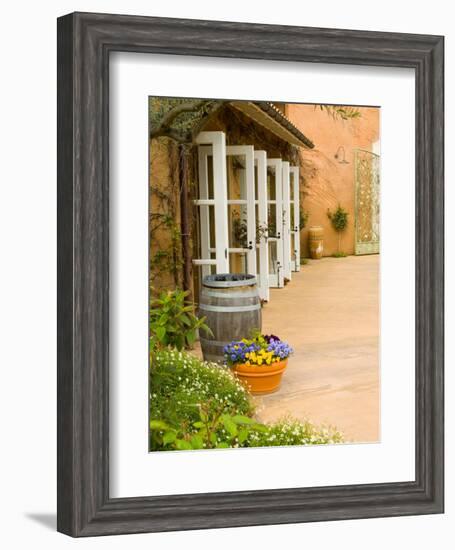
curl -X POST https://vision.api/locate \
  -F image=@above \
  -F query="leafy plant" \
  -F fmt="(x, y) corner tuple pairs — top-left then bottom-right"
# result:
(299, 208), (309, 230)
(149, 214), (183, 286)
(316, 104), (361, 121)
(327, 205), (349, 254)
(149, 350), (343, 451)
(150, 289), (212, 350)
(232, 210), (268, 247)
(150, 403), (266, 451)
(149, 349), (255, 450)
(232, 211), (248, 248)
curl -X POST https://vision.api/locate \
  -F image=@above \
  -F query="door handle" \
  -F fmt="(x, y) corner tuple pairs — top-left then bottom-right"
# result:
(247, 241), (253, 250)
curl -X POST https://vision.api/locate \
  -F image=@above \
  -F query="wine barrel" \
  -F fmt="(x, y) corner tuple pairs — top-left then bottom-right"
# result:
(198, 274), (262, 364)
(308, 226), (324, 259)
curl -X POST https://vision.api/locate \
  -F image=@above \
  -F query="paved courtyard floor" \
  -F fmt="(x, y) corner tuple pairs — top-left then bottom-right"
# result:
(255, 255), (380, 443)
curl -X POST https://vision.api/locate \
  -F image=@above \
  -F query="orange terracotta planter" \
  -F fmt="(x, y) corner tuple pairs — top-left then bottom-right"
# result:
(232, 359), (288, 395)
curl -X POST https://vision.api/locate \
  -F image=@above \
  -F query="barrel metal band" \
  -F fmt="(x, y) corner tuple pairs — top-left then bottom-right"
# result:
(198, 303), (261, 313)
(199, 337), (229, 347)
(202, 290), (259, 299)
(203, 277), (257, 288)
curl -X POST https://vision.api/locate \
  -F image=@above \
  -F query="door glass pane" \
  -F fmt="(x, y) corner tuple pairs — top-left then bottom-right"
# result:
(290, 203), (295, 229)
(195, 154), (214, 200)
(193, 204), (216, 257)
(229, 252), (248, 274)
(267, 169), (276, 200)
(226, 155), (245, 201)
(208, 204), (215, 249)
(255, 204), (264, 244)
(267, 203), (277, 237)
(207, 155), (215, 199)
(268, 241), (278, 275)
(255, 203), (259, 234)
(228, 204), (247, 248)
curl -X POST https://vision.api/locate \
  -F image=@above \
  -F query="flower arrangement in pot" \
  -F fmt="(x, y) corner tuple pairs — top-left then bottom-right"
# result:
(224, 333), (293, 395)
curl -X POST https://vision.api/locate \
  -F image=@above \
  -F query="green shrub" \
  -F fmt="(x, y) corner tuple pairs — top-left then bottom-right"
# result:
(327, 204), (349, 232)
(327, 205), (349, 254)
(149, 349), (255, 450)
(151, 409), (267, 451)
(150, 289), (212, 350)
(149, 350), (344, 451)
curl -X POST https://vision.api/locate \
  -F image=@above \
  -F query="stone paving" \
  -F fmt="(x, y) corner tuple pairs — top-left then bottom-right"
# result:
(255, 255), (380, 443)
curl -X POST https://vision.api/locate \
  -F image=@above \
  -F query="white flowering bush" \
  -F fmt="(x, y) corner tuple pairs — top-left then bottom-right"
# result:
(150, 350), (344, 451)
(149, 349), (255, 450)
(245, 417), (344, 447)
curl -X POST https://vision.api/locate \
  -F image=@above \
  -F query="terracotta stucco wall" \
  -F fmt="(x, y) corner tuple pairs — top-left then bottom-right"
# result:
(149, 137), (183, 294)
(286, 105), (380, 257)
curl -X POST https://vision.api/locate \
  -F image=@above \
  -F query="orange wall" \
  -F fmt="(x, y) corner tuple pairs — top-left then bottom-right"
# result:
(149, 137), (183, 293)
(286, 105), (380, 257)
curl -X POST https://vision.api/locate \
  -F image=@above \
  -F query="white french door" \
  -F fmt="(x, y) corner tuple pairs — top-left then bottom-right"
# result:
(281, 161), (292, 282)
(193, 134), (259, 283)
(193, 132), (229, 277)
(267, 159), (284, 288)
(193, 132), (295, 299)
(254, 150), (269, 301)
(225, 145), (257, 277)
(290, 166), (300, 272)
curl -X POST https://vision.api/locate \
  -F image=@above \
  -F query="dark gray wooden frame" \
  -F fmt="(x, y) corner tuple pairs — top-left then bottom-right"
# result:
(57, 11), (444, 537)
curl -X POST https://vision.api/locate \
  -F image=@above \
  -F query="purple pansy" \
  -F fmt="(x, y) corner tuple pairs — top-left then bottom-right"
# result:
(223, 334), (293, 366)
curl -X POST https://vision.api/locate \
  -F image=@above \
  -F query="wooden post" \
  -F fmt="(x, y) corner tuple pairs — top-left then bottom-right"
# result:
(266, 159), (284, 288)
(255, 150), (270, 301)
(179, 144), (193, 301)
(290, 166), (300, 271)
(281, 161), (292, 282)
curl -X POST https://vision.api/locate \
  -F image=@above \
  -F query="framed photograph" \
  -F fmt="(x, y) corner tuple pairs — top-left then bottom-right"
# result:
(57, 12), (444, 536)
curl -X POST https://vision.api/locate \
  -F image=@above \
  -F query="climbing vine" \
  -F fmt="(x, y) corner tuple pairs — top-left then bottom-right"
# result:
(299, 208), (309, 230)
(149, 138), (184, 291)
